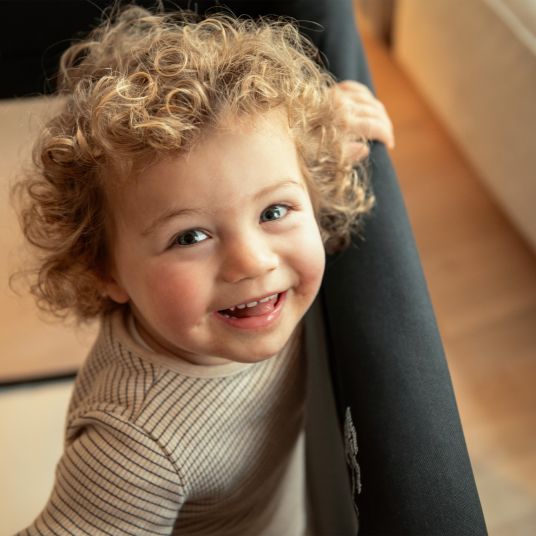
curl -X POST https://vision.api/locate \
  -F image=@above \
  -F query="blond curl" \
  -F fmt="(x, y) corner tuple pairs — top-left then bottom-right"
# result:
(13, 5), (375, 321)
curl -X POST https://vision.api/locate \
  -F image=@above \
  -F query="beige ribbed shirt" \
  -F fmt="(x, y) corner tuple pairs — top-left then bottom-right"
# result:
(18, 309), (307, 535)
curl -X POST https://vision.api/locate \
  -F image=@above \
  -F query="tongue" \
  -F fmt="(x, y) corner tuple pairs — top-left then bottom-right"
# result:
(223, 300), (276, 318)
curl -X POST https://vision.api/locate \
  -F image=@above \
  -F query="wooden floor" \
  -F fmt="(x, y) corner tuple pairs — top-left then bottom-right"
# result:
(359, 24), (536, 536)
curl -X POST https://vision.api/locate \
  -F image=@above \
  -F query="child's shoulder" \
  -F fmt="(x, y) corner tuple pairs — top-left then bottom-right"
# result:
(65, 310), (173, 426)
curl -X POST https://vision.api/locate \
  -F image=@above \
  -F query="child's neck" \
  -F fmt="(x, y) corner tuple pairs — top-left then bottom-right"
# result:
(130, 313), (233, 367)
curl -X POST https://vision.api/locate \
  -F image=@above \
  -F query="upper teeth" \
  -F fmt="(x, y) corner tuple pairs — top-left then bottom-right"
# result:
(229, 293), (278, 311)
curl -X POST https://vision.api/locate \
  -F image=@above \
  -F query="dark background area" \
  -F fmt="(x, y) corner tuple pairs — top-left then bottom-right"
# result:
(0, 1), (229, 98)
(2, 0), (104, 98)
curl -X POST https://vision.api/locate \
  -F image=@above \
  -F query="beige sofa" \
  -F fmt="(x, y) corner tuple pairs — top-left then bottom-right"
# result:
(359, 0), (536, 253)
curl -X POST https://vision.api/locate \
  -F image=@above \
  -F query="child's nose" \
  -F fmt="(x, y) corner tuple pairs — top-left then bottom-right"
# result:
(219, 234), (279, 283)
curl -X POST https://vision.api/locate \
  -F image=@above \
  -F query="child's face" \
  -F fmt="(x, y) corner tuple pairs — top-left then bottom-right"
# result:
(105, 110), (325, 365)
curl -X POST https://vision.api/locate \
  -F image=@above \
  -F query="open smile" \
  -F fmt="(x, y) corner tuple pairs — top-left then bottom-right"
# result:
(214, 291), (287, 330)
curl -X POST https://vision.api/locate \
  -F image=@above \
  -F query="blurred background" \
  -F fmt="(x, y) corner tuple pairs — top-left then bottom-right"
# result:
(1, 0), (535, 534)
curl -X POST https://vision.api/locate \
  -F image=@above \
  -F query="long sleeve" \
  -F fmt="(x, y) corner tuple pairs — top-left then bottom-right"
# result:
(17, 411), (185, 536)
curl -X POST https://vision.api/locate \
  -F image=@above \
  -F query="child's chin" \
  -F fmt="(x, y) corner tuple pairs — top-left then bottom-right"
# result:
(228, 350), (280, 364)
(229, 337), (294, 364)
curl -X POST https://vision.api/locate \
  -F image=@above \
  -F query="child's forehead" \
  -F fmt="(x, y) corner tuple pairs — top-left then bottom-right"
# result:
(207, 107), (292, 139)
(145, 108), (293, 171)
(111, 108), (304, 202)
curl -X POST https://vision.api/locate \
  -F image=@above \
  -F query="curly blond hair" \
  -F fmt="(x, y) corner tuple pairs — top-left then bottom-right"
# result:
(13, 5), (374, 320)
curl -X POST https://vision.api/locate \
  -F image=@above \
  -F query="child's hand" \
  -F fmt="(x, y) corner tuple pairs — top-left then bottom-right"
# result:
(330, 80), (395, 164)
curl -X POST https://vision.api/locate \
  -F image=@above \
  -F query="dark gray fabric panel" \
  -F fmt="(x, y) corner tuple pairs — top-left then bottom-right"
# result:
(304, 298), (358, 535)
(321, 143), (488, 534)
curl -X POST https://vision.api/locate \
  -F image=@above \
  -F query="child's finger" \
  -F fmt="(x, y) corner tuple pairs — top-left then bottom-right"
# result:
(332, 82), (396, 148)
(334, 86), (391, 125)
(347, 92), (389, 118)
(343, 140), (370, 164)
(339, 103), (394, 143)
(341, 102), (391, 125)
(336, 83), (387, 113)
(332, 82), (370, 104)
(337, 80), (374, 98)
(344, 116), (395, 148)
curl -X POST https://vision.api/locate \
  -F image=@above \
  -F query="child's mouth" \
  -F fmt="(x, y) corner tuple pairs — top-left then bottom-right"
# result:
(218, 293), (280, 318)
(215, 291), (286, 329)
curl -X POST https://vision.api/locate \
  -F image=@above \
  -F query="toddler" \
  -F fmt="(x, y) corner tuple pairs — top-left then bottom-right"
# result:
(15, 6), (393, 535)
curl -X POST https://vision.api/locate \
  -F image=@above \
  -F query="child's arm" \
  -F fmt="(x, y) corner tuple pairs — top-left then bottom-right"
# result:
(16, 416), (185, 535)
(331, 80), (395, 164)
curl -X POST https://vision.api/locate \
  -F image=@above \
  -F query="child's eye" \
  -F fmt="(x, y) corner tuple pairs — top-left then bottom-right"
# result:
(171, 229), (209, 247)
(260, 204), (290, 223)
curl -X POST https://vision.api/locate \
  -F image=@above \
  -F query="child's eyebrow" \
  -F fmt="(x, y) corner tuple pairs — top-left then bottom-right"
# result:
(141, 207), (207, 237)
(141, 179), (304, 237)
(252, 179), (303, 201)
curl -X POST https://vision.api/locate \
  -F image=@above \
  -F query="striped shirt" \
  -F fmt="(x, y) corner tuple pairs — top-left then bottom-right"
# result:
(18, 308), (308, 535)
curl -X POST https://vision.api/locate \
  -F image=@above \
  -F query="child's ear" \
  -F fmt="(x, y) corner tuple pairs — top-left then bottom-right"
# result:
(102, 276), (129, 304)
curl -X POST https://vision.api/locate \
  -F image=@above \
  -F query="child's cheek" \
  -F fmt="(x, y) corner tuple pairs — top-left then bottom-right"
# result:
(306, 234), (326, 292)
(145, 261), (209, 327)
(293, 219), (326, 297)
